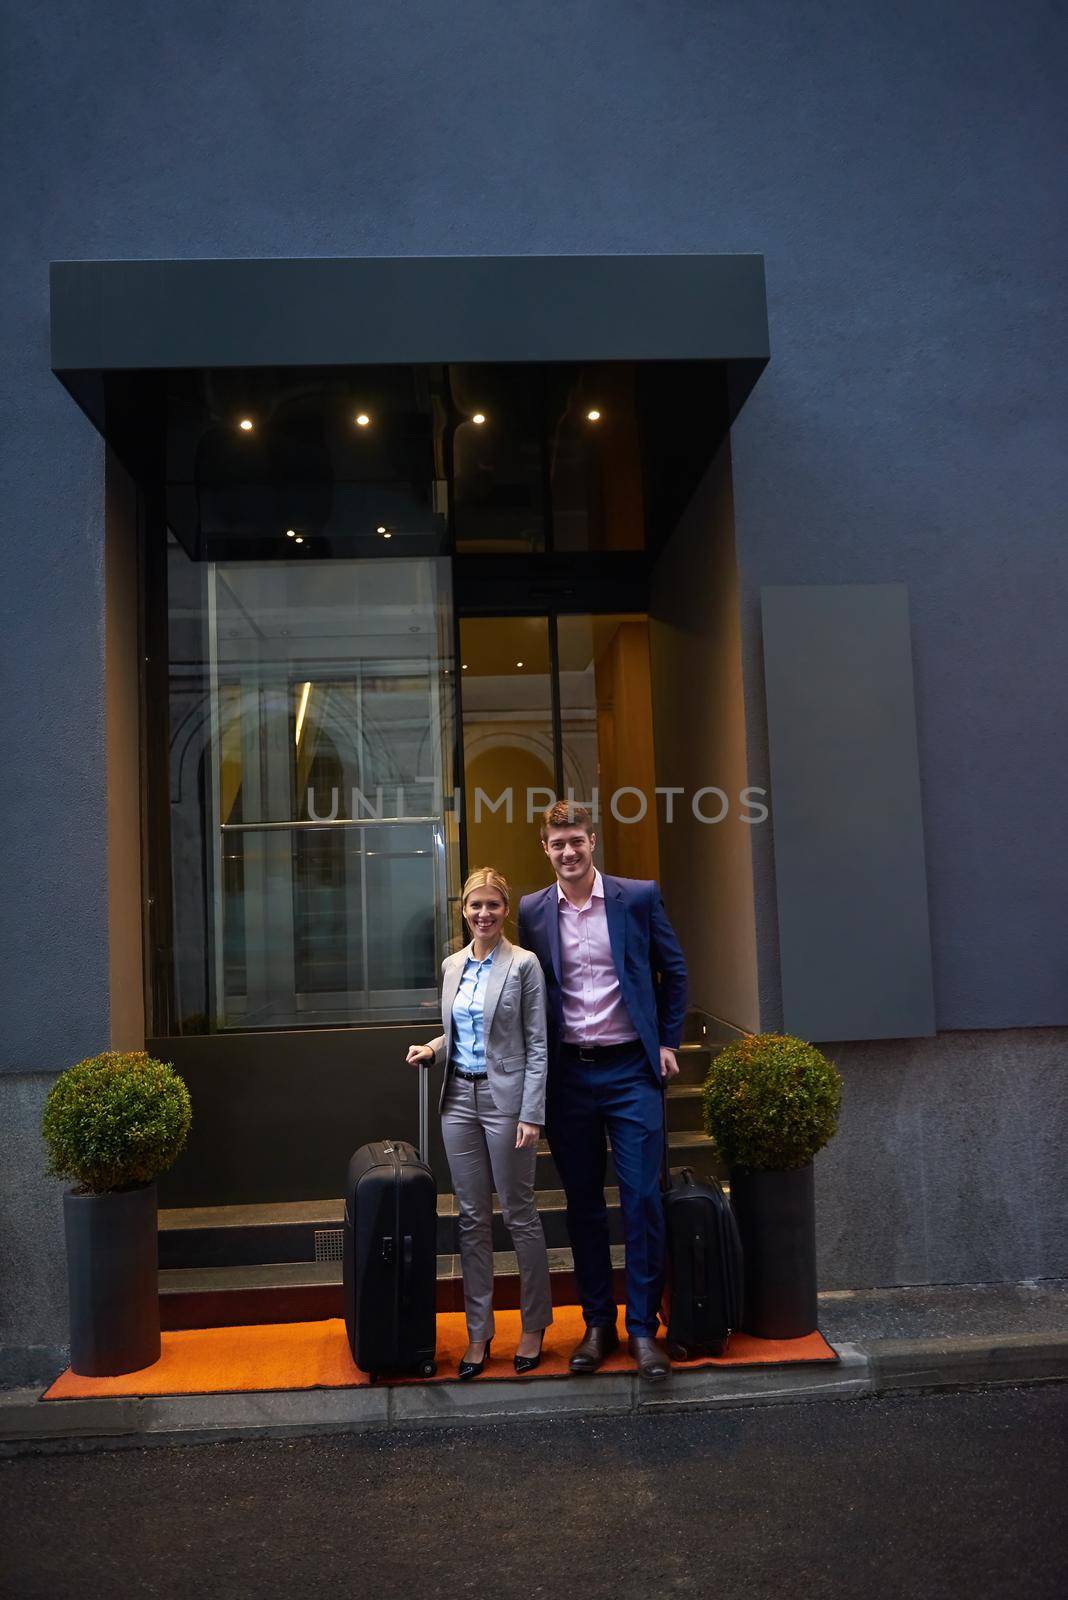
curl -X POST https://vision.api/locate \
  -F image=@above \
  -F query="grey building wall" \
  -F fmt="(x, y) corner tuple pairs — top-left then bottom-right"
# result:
(2, 2), (1065, 1368)
(816, 1028), (1068, 1290)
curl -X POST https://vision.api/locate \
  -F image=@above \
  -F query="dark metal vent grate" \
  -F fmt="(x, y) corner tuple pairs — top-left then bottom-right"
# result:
(314, 1228), (345, 1263)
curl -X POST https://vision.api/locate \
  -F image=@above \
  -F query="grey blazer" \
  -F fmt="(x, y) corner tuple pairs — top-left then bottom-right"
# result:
(426, 937), (549, 1125)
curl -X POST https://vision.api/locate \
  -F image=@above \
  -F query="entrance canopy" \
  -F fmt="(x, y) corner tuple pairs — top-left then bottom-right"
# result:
(50, 254), (770, 578)
(50, 252), (769, 432)
(51, 253), (769, 368)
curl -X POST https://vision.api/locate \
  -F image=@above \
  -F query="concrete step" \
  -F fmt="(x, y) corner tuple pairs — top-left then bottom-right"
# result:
(159, 1133), (724, 1271)
(673, 1041), (716, 1086)
(665, 1082), (705, 1132)
(533, 1127), (722, 1189)
(158, 1247), (627, 1330)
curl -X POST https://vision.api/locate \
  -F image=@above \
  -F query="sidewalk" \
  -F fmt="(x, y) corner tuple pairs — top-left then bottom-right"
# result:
(3, 1279), (1065, 1455)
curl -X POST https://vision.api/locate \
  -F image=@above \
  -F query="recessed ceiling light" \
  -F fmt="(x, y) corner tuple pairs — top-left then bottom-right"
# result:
(382, 531), (392, 539)
(239, 418), (254, 431)
(586, 408), (602, 422)
(515, 660), (524, 668)
(462, 663), (468, 670)
(294, 536), (304, 544)
(355, 413), (371, 427)
(472, 412), (486, 425)
(286, 529), (296, 538)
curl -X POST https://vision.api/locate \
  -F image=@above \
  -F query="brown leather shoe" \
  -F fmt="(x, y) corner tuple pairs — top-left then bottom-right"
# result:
(569, 1323), (620, 1374)
(628, 1335), (671, 1382)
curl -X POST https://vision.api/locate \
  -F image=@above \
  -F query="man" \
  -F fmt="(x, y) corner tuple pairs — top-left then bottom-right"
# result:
(518, 801), (687, 1381)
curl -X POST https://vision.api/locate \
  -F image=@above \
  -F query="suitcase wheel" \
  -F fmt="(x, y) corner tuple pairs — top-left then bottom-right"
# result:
(420, 1360), (438, 1379)
(667, 1341), (690, 1363)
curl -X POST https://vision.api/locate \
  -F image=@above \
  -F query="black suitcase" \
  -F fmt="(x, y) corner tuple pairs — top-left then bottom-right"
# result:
(343, 1109), (438, 1381)
(661, 1166), (744, 1360)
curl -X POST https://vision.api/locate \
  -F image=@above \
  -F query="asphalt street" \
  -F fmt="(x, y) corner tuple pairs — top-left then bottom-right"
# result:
(3, 1386), (1065, 1600)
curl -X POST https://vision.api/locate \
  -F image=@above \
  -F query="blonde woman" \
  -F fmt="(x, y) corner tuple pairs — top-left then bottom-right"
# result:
(406, 869), (553, 1379)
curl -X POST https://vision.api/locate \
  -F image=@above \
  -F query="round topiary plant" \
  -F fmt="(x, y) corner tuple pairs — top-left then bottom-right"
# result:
(42, 1051), (192, 1194)
(702, 1033), (842, 1171)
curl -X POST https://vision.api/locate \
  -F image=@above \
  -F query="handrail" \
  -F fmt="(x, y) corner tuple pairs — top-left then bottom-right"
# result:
(220, 817), (439, 831)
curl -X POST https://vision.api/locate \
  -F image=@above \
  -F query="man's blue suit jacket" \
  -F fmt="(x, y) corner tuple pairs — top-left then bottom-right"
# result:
(517, 875), (688, 1088)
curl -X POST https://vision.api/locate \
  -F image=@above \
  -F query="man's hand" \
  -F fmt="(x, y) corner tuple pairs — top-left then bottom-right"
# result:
(406, 1044), (434, 1066)
(515, 1121), (540, 1149)
(659, 1047), (679, 1080)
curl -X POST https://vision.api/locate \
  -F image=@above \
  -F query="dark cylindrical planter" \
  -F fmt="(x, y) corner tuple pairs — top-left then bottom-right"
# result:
(63, 1182), (161, 1376)
(729, 1163), (818, 1339)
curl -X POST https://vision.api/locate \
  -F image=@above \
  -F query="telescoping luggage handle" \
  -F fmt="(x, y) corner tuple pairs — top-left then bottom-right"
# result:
(417, 1056), (429, 1166)
(659, 1077), (672, 1193)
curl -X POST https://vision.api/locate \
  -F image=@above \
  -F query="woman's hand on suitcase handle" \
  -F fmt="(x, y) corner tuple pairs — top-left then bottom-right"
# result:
(406, 1044), (434, 1066)
(515, 1121), (540, 1150)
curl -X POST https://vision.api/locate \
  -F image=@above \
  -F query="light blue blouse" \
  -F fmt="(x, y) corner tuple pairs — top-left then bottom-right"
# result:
(450, 944), (497, 1073)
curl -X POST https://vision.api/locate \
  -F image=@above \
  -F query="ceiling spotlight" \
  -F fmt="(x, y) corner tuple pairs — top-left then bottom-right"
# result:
(382, 531), (392, 539)
(355, 413), (371, 427)
(472, 412), (486, 425)
(376, 525), (387, 534)
(586, 408), (602, 422)
(462, 663), (468, 670)
(515, 660), (524, 668)
(294, 536), (304, 544)
(286, 529), (296, 538)
(239, 418), (254, 431)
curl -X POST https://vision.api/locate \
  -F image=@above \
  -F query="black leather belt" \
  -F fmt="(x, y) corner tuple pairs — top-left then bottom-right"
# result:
(452, 1067), (488, 1082)
(562, 1039), (641, 1062)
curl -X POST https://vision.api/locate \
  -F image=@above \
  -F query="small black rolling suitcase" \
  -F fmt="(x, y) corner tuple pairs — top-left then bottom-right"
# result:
(661, 1166), (744, 1360)
(343, 1075), (438, 1381)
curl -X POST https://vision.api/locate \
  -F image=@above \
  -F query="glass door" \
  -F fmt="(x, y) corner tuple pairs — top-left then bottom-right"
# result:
(165, 546), (459, 1032)
(457, 611), (660, 924)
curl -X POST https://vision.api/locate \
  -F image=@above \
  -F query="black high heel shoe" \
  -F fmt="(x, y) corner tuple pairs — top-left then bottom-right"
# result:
(513, 1330), (546, 1375)
(458, 1337), (492, 1381)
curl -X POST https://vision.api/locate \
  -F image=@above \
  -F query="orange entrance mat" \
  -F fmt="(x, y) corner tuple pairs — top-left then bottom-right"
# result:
(44, 1306), (835, 1400)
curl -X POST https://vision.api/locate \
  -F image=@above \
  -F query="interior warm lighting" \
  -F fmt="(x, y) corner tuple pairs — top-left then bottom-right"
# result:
(286, 529), (296, 538)
(294, 681), (312, 747)
(586, 408), (602, 422)
(472, 412), (486, 425)
(355, 413), (371, 427)
(382, 531), (392, 539)
(462, 663), (468, 670)
(239, 418), (254, 431)
(294, 536), (304, 544)
(515, 660), (524, 668)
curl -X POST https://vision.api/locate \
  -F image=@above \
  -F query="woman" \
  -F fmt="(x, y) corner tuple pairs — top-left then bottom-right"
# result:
(406, 868), (552, 1379)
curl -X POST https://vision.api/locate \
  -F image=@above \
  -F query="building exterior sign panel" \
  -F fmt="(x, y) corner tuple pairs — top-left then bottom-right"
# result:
(761, 582), (937, 1042)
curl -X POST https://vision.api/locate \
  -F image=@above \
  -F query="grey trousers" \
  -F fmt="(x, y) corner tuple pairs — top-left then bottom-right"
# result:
(440, 1076), (554, 1340)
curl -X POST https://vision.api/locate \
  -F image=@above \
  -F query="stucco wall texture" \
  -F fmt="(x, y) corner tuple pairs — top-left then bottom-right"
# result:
(4, 1), (1065, 1060)
(1, 4), (1065, 1361)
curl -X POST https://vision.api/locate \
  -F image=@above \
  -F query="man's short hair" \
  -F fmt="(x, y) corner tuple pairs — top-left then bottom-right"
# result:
(540, 800), (595, 840)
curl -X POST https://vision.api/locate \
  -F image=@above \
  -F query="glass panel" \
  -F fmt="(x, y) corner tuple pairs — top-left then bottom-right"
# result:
(163, 544), (458, 1033)
(164, 366), (448, 561)
(547, 365), (646, 552)
(459, 616), (556, 933)
(557, 615), (660, 879)
(450, 367), (547, 553)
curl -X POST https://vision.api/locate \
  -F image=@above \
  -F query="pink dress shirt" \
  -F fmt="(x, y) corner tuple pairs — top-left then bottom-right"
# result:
(557, 871), (639, 1045)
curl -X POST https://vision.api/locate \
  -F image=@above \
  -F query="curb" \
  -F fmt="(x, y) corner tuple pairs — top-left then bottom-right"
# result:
(1, 1335), (1065, 1456)
(863, 1331), (1068, 1394)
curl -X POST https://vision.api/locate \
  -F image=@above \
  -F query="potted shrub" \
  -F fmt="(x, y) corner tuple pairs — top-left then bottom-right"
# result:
(702, 1034), (842, 1338)
(42, 1051), (192, 1376)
